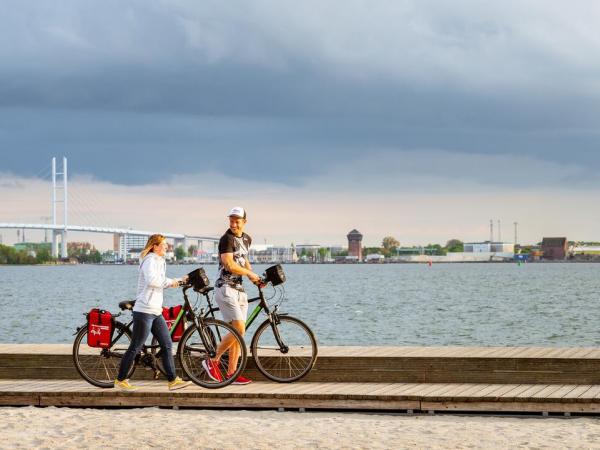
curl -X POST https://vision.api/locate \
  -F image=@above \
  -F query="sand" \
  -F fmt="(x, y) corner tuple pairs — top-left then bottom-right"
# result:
(1, 406), (599, 449)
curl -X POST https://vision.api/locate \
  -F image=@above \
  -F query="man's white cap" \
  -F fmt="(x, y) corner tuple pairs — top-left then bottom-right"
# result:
(228, 206), (246, 219)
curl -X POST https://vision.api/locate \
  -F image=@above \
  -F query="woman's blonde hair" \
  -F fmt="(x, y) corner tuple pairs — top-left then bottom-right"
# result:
(140, 234), (166, 259)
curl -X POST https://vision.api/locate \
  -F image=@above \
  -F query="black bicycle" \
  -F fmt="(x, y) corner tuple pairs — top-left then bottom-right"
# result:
(73, 281), (247, 389)
(200, 265), (318, 382)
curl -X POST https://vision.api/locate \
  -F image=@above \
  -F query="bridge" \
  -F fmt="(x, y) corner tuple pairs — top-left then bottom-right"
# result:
(1, 157), (219, 260)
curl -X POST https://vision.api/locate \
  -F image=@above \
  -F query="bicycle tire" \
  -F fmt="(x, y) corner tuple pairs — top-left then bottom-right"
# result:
(251, 315), (318, 382)
(72, 322), (135, 388)
(177, 318), (247, 389)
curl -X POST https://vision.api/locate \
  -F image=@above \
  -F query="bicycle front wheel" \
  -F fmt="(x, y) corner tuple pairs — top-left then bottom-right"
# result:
(72, 322), (134, 388)
(251, 315), (318, 382)
(177, 318), (247, 388)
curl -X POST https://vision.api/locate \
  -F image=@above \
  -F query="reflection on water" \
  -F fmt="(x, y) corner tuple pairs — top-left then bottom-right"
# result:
(0, 263), (598, 346)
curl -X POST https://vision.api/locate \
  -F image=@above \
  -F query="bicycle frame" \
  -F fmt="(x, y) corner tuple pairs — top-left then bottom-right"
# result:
(201, 284), (290, 352)
(98, 286), (215, 369)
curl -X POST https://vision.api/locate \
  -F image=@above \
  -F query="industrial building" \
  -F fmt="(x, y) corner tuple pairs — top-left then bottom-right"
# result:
(541, 237), (568, 260)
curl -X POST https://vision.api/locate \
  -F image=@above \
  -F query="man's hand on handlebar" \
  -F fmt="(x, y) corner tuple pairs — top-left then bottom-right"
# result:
(248, 272), (266, 288)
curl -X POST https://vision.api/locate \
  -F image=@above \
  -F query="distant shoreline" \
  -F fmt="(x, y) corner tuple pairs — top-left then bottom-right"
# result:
(1, 259), (599, 267)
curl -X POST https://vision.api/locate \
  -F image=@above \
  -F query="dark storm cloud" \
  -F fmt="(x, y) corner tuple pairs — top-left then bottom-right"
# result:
(1, 0), (599, 185)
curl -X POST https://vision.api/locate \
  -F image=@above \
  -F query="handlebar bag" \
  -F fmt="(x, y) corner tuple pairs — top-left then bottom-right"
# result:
(188, 267), (210, 292)
(162, 305), (185, 342)
(87, 308), (114, 348)
(265, 264), (286, 286)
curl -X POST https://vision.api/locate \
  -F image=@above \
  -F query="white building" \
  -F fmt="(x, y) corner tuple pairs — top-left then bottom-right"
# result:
(464, 242), (514, 253)
(249, 245), (297, 264)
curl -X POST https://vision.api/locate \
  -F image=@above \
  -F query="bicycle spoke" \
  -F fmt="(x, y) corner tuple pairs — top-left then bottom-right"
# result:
(74, 325), (133, 388)
(252, 316), (317, 382)
(178, 319), (247, 388)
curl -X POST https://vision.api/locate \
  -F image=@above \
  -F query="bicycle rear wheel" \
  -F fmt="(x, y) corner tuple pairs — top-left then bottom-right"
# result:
(177, 318), (247, 388)
(72, 322), (134, 388)
(251, 315), (318, 382)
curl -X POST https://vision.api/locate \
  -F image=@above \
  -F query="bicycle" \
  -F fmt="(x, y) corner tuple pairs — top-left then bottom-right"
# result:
(199, 265), (318, 382)
(72, 282), (247, 389)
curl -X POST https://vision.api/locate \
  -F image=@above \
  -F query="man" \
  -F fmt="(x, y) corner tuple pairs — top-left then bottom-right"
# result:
(202, 206), (262, 385)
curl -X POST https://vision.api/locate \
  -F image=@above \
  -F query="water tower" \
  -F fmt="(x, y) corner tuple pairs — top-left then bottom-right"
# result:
(347, 229), (363, 261)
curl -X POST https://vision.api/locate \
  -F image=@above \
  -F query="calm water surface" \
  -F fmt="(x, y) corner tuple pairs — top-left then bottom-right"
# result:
(0, 263), (598, 346)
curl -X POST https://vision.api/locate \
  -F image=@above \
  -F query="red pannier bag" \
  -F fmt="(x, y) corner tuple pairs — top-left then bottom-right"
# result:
(87, 308), (114, 348)
(162, 305), (185, 342)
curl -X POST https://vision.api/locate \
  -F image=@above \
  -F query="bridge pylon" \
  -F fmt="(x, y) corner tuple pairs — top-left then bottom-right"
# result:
(51, 157), (68, 258)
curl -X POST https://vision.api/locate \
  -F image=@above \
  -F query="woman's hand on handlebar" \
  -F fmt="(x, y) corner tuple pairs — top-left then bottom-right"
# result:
(172, 275), (189, 288)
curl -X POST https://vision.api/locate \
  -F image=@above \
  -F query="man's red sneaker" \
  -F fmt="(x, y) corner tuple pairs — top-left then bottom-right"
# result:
(202, 359), (223, 382)
(229, 375), (252, 385)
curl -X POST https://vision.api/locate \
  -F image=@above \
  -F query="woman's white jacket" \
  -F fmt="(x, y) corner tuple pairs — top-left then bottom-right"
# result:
(133, 253), (175, 315)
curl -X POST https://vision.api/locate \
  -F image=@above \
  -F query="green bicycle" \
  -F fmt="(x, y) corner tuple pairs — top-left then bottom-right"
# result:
(201, 265), (318, 382)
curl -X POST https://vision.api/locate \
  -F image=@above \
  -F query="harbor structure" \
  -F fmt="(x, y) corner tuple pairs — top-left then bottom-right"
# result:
(347, 229), (363, 261)
(541, 237), (568, 260)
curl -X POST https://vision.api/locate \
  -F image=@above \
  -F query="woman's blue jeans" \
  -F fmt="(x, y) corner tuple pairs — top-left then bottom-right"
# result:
(117, 311), (176, 382)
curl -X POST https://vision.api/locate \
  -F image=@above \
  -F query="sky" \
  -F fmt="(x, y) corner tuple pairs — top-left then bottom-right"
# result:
(1, 1), (600, 249)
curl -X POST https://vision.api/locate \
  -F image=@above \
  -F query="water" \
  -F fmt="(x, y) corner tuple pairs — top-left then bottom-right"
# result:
(0, 263), (599, 346)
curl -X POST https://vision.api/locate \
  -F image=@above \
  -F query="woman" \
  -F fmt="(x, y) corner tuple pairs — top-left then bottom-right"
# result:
(114, 234), (191, 391)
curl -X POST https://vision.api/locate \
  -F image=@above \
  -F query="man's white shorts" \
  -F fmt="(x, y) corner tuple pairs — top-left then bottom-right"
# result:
(214, 284), (248, 323)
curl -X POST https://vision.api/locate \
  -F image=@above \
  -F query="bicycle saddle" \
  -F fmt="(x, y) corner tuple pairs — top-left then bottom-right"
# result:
(118, 299), (136, 310)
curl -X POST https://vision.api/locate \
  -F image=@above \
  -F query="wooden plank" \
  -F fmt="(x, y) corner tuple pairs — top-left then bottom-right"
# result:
(421, 401), (600, 413)
(0, 393), (40, 406)
(422, 384), (469, 398)
(526, 347), (556, 358)
(532, 384), (566, 399)
(38, 394), (421, 410)
(514, 384), (553, 399)
(484, 347), (516, 358)
(497, 384), (533, 398)
(467, 348), (503, 358)
(452, 384), (492, 398)
(381, 383), (426, 396)
(578, 385), (600, 399)
(569, 348), (597, 358)
(366, 384), (411, 397)
(563, 385), (593, 400)
(554, 348), (586, 358)
(582, 349), (600, 359)
(402, 383), (452, 397)
(471, 384), (511, 397)
(544, 385), (579, 399)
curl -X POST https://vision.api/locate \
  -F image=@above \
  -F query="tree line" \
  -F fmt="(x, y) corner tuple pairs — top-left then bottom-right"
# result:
(0, 244), (102, 265)
(362, 237), (464, 257)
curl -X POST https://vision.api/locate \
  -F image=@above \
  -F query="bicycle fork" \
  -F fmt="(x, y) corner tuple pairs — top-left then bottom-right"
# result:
(268, 308), (289, 354)
(193, 311), (219, 359)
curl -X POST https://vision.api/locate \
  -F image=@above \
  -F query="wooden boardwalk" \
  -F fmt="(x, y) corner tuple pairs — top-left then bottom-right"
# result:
(2, 379), (600, 413)
(2, 345), (600, 384)
(2, 345), (600, 413)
